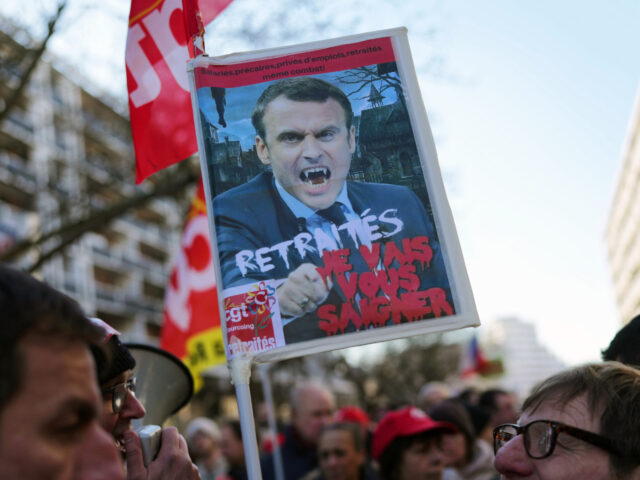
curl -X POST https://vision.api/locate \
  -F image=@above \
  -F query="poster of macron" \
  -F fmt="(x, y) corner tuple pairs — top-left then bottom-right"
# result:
(188, 28), (478, 361)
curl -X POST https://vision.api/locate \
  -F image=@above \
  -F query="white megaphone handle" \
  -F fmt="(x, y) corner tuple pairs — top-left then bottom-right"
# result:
(136, 425), (162, 467)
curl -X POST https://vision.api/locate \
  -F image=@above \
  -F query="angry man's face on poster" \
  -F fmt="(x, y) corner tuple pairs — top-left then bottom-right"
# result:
(256, 96), (356, 210)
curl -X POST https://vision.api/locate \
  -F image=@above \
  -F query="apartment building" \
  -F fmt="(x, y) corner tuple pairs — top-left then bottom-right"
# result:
(605, 85), (640, 325)
(483, 317), (565, 401)
(0, 18), (182, 341)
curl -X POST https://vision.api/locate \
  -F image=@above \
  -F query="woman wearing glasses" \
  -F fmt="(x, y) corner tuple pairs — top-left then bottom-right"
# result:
(493, 362), (640, 480)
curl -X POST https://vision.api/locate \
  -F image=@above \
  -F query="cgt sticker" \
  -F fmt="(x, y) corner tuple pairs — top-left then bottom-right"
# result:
(223, 280), (285, 357)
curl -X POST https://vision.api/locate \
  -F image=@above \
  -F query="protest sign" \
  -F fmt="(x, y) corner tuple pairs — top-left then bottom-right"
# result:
(187, 28), (478, 363)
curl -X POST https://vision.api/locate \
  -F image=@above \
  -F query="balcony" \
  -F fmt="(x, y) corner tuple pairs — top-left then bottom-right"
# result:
(121, 252), (168, 280)
(94, 284), (129, 316)
(91, 242), (169, 290)
(82, 111), (131, 156)
(0, 151), (36, 183)
(124, 294), (162, 315)
(3, 111), (34, 144)
(0, 155), (37, 209)
(85, 155), (126, 182)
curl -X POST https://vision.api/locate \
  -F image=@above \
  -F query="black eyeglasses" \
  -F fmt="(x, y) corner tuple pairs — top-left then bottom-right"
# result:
(493, 420), (621, 459)
(101, 377), (136, 413)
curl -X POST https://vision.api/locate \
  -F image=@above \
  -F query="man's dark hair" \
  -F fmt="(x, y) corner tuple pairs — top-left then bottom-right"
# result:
(602, 314), (640, 367)
(523, 363), (640, 478)
(320, 422), (365, 453)
(0, 266), (101, 412)
(378, 430), (441, 480)
(251, 77), (354, 141)
(478, 388), (507, 413)
(225, 418), (242, 441)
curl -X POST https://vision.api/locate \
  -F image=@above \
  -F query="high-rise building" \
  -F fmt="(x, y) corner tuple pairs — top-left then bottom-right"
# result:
(605, 85), (640, 324)
(483, 317), (565, 400)
(0, 17), (182, 342)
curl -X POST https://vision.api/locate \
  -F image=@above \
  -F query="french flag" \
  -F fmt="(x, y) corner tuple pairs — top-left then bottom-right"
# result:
(460, 334), (491, 378)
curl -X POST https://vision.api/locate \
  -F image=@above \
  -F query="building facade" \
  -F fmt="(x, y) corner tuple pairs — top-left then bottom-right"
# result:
(483, 317), (565, 401)
(0, 18), (182, 342)
(605, 85), (640, 324)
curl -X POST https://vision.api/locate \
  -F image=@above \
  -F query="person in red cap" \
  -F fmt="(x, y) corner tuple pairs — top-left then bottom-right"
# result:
(335, 406), (371, 430)
(372, 406), (457, 480)
(335, 406), (372, 454)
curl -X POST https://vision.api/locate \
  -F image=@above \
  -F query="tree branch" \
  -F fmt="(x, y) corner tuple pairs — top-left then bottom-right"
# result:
(0, 1), (66, 127)
(1, 169), (198, 270)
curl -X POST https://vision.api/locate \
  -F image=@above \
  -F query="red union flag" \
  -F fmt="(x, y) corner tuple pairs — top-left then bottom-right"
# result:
(161, 180), (225, 389)
(126, 0), (233, 183)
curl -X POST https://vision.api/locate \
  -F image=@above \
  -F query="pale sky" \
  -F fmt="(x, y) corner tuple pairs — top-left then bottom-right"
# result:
(3, 0), (639, 365)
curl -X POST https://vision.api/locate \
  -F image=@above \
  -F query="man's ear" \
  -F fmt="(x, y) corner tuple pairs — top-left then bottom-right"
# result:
(348, 126), (356, 154)
(256, 136), (271, 165)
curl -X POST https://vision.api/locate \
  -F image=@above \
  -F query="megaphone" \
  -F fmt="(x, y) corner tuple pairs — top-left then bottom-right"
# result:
(124, 343), (194, 427)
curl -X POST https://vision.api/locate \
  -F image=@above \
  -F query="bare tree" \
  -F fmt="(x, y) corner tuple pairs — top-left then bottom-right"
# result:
(0, 0), (66, 127)
(0, 162), (198, 271)
(193, 338), (461, 423)
(1, 0), (351, 271)
(337, 65), (406, 109)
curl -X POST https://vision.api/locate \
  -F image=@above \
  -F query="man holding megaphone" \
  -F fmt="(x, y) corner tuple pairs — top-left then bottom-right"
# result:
(90, 319), (200, 480)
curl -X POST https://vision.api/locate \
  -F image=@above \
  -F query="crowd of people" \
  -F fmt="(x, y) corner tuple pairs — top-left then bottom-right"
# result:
(3, 265), (640, 480)
(248, 381), (513, 480)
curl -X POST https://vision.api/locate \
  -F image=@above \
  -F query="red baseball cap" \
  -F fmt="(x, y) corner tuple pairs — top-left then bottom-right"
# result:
(371, 406), (457, 460)
(335, 406), (371, 427)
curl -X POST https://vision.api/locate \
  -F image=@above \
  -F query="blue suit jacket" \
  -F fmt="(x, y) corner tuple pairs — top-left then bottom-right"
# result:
(213, 171), (453, 342)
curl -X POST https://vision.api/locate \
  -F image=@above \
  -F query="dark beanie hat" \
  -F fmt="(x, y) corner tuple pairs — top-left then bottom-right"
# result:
(92, 334), (136, 384)
(429, 399), (476, 460)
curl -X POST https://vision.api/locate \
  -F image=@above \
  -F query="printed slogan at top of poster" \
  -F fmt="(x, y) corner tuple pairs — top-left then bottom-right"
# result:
(188, 28), (479, 362)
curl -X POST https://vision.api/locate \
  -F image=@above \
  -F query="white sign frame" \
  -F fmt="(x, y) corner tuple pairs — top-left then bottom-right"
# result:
(187, 27), (478, 364)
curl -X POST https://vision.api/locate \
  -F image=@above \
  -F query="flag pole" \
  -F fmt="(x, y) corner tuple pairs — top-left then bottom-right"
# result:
(179, 3), (263, 474)
(182, 0), (206, 57)
(180, 2), (261, 477)
(230, 356), (263, 479)
(258, 363), (285, 480)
